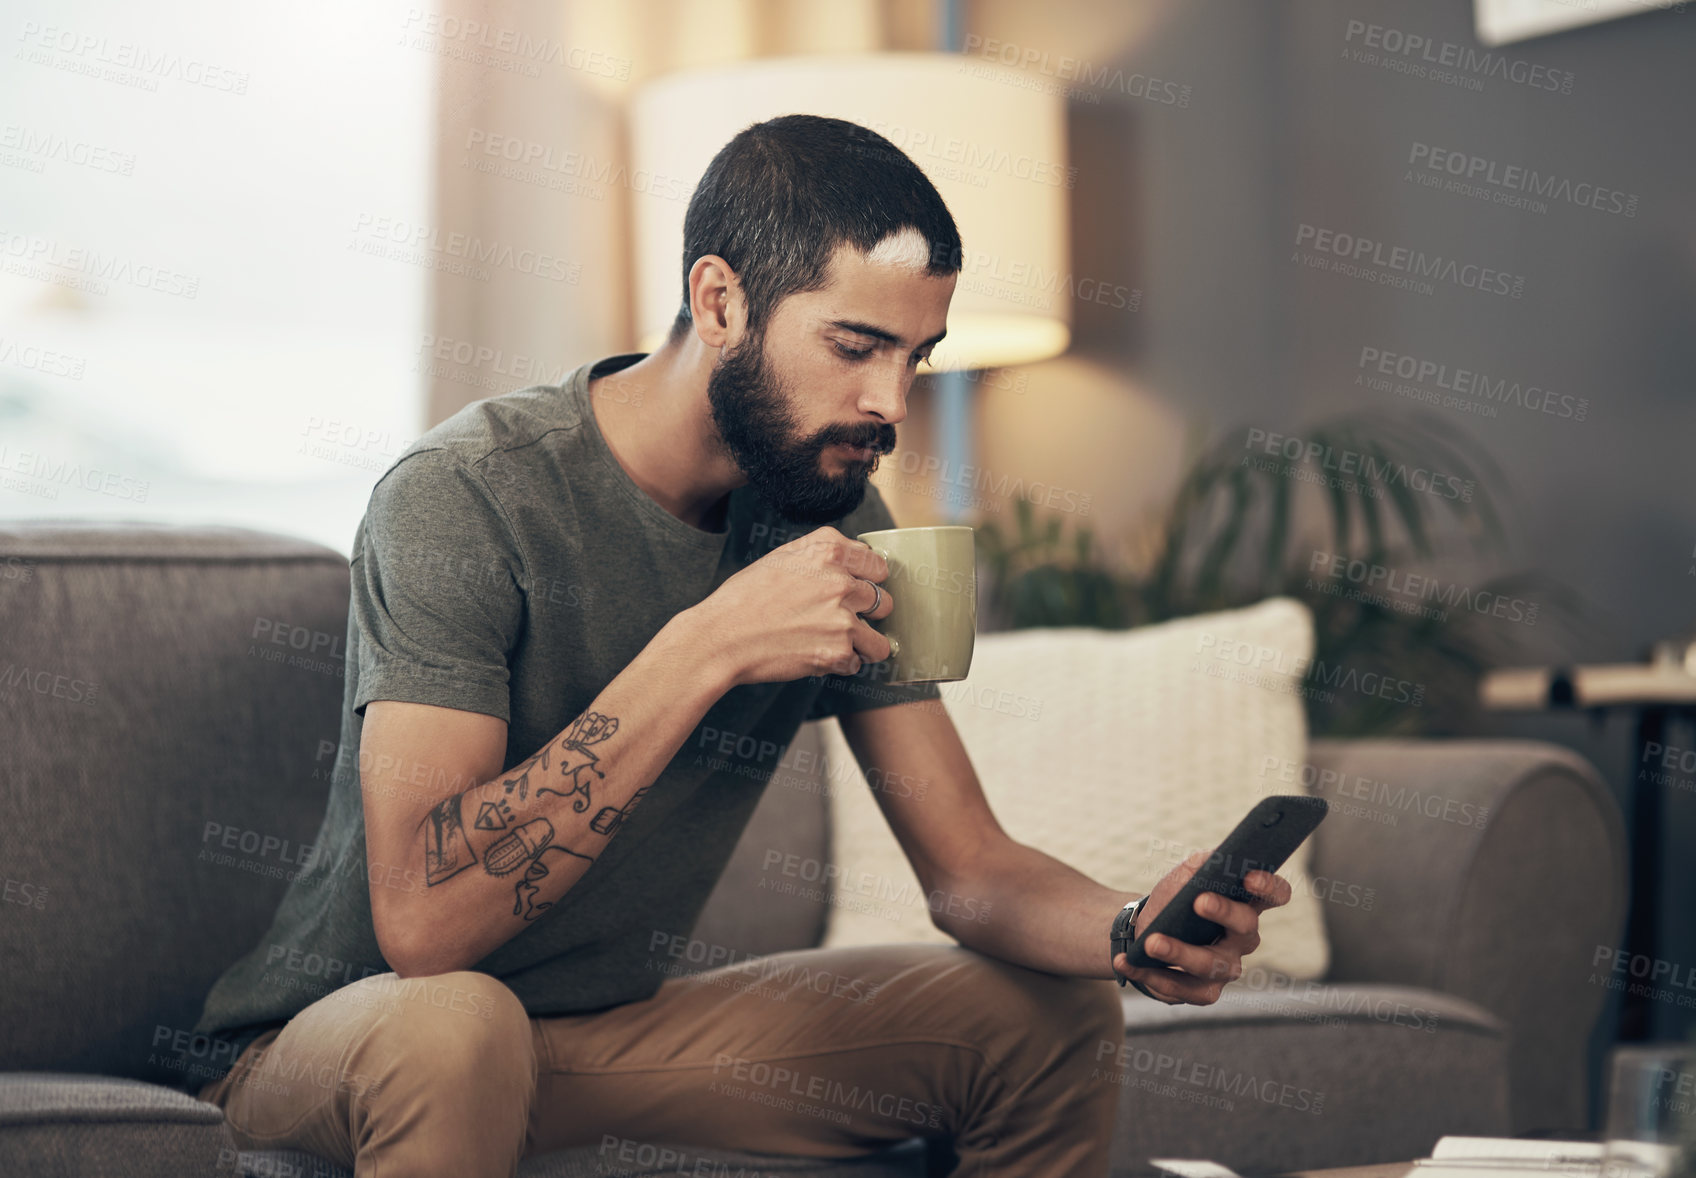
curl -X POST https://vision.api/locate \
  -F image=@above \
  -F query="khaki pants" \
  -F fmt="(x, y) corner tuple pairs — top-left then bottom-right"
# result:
(197, 942), (1123, 1177)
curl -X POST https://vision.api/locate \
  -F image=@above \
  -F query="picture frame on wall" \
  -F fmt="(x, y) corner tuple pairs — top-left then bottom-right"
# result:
(1475, 0), (1684, 46)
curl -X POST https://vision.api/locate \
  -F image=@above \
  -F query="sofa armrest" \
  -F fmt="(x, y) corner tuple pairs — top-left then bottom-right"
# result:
(1304, 738), (1626, 1134)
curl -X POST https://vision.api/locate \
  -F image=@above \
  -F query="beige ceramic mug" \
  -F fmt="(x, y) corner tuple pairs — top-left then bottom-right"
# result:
(855, 525), (977, 684)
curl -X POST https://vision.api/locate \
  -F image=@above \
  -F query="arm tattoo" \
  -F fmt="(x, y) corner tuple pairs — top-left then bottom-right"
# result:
(421, 795), (475, 886)
(590, 785), (651, 836)
(482, 818), (557, 876)
(480, 818), (593, 921)
(500, 711), (620, 807)
(474, 797), (514, 830)
(422, 710), (624, 917)
(513, 847), (590, 921)
(499, 746), (547, 803)
(534, 710), (619, 812)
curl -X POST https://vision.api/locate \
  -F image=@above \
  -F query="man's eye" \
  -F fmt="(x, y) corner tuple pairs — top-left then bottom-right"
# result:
(832, 342), (873, 360)
(910, 351), (934, 368)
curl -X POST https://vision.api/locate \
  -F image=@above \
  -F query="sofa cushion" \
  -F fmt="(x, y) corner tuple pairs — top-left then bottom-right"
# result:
(1106, 983), (1510, 1174)
(0, 1073), (236, 1178)
(689, 722), (834, 959)
(818, 598), (1331, 980)
(0, 523), (351, 1086)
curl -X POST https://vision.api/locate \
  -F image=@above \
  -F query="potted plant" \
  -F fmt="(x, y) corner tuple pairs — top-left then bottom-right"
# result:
(975, 410), (1587, 736)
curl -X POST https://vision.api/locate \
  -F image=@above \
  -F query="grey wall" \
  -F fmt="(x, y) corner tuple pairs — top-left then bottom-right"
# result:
(977, 0), (1696, 1057)
(1262, 0), (1696, 1054)
(1224, 0), (1690, 1045)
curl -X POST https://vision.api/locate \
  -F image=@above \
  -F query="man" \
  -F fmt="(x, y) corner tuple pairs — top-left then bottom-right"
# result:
(186, 114), (1291, 1177)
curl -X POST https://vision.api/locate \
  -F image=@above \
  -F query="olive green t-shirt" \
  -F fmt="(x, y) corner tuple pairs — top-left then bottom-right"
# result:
(181, 352), (938, 1087)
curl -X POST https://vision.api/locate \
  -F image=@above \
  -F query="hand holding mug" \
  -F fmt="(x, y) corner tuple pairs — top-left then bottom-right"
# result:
(695, 526), (897, 686)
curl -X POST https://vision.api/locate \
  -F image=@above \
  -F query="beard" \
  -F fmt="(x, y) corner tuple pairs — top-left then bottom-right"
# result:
(706, 325), (897, 525)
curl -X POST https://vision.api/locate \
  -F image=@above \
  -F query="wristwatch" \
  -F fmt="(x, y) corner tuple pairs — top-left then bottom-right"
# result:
(1110, 895), (1150, 988)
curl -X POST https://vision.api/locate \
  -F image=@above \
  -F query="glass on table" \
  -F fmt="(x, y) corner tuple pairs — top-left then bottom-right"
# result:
(1602, 1044), (1696, 1178)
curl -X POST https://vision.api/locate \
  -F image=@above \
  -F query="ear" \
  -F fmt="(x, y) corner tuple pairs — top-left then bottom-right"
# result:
(687, 255), (746, 349)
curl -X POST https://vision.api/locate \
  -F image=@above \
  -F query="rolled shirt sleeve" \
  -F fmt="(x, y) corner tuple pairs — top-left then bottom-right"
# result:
(350, 449), (525, 723)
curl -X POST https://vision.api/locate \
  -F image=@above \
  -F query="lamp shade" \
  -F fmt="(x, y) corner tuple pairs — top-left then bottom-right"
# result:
(629, 53), (1071, 372)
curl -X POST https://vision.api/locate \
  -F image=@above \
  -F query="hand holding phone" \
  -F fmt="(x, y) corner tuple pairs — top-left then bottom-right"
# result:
(1119, 795), (1327, 977)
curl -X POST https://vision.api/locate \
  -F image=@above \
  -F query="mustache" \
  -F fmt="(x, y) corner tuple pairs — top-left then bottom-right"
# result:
(813, 423), (897, 454)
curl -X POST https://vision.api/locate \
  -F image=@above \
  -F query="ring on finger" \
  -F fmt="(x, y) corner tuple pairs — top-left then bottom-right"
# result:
(856, 579), (883, 618)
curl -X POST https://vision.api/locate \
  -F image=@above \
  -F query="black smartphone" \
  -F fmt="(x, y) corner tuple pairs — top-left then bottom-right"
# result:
(1121, 795), (1328, 971)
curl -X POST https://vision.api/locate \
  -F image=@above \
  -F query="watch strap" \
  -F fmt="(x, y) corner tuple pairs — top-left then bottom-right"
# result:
(1110, 895), (1147, 988)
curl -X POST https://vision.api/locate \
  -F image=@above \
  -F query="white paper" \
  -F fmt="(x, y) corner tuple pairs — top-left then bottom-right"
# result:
(1429, 1138), (1604, 1165)
(1148, 1160), (1246, 1178)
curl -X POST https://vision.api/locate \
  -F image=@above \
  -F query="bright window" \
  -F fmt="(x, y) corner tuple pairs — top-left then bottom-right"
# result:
(0, 1), (432, 558)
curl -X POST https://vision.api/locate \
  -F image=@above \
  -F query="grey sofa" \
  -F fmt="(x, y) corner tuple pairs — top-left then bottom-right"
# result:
(0, 522), (1627, 1177)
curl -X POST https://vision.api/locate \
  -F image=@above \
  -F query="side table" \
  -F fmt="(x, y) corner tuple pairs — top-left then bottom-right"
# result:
(1480, 661), (1696, 1041)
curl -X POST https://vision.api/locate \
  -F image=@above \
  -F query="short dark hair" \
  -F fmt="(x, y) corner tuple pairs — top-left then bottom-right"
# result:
(668, 114), (962, 345)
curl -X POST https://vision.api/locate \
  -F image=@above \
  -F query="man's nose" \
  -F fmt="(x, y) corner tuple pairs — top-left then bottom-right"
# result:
(860, 362), (911, 426)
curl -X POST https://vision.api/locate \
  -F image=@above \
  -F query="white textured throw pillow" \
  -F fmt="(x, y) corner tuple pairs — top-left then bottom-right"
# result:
(816, 596), (1329, 981)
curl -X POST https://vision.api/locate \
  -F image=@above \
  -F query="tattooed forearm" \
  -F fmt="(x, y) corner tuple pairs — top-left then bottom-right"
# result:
(379, 609), (732, 971)
(589, 785), (651, 836)
(534, 710), (619, 812)
(422, 795), (475, 886)
(478, 819), (595, 921)
(482, 818), (556, 875)
(512, 846), (590, 921)
(418, 709), (625, 921)
(500, 745), (548, 802)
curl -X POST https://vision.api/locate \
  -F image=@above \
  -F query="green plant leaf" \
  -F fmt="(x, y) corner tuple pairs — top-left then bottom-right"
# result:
(975, 406), (1567, 738)
(1196, 463), (1252, 607)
